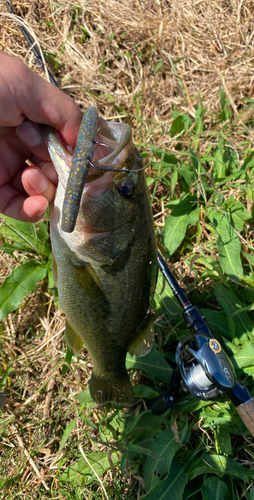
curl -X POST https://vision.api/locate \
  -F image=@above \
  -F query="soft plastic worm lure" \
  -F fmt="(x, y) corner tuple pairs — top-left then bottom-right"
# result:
(61, 106), (98, 233)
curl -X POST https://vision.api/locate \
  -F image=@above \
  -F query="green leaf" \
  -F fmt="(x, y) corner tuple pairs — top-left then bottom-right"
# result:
(76, 389), (93, 404)
(224, 145), (239, 172)
(212, 138), (226, 180)
(202, 309), (244, 340)
(215, 426), (232, 455)
(154, 60), (164, 74)
(143, 459), (187, 500)
(0, 216), (51, 256)
(154, 270), (183, 329)
(219, 88), (226, 112)
(0, 368), (14, 391)
(161, 206), (199, 256)
(195, 103), (204, 133)
(125, 410), (162, 437)
(133, 384), (159, 399)
(189, 454), (254, 481)
(60, 450), (120, 486)
(170, 115), (185, 138)
(165, 193), (197, 211)
(201, 476), (229, 500)
(162, 212), (188, 255)
(58, 420), (76, 453)
(171, 168), (178, 194)
(144, 428), (181, 491)
(226, 201), (249, 231)
(188, 205), (200, 224)
(233, 343), (254, 368)
(173, 395), (211, 413)
(0, 260), (47, 321)
(126, 343), (173, 385)
(209, 211), (243, 279)
(178, 163), (196, 187)
(147, 177), (155, 186)
(218, 89), (232, 121)
(62, 347), (73, 376)
(126, 443), (161, 458)
(213, 284), (254, 336)
(200, 404), (247, 436)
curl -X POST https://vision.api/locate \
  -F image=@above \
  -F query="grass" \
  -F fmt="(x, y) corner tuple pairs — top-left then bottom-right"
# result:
(0, 1), (254, 499)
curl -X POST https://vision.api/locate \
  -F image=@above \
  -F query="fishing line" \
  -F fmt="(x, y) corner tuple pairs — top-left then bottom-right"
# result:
(155, 286), (184, 348)
(89, 160), (147, 174)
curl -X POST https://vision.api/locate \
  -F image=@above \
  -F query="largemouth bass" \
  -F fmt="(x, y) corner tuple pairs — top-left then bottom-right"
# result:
(45, 113), (158, 405)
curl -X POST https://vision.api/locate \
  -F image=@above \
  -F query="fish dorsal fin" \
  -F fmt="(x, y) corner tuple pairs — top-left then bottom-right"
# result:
(65, 320), (84, 354)
(128, 315), (155, 358)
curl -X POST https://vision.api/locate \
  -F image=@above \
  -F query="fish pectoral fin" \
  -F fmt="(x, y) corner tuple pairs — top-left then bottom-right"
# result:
(71, 258), (103, 297)
(65, 320), (84, 354)
(128, 315), (155, 358)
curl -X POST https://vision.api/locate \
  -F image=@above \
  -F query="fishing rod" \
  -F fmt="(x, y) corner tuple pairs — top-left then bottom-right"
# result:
(149, 251), (254, 437)
(5, 1), (58, 86)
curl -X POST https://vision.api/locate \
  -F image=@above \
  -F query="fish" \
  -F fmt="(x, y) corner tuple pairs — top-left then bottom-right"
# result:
(44, 112), (158, 406)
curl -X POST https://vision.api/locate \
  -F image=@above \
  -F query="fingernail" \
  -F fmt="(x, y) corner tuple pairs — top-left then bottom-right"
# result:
(17, 122), (42, 147)
(36, 205), (48, 218)
(27, 170), (49, 193)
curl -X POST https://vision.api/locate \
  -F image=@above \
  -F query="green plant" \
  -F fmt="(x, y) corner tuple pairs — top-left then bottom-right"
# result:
(0, 215), (53, 321)
(1, 91), (254, 499)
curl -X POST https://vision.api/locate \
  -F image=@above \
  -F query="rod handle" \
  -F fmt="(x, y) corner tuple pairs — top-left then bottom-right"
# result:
(235, 398), (254, 437)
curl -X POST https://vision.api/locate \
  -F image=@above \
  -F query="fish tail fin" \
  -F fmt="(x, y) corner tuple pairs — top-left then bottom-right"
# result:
(90, 370), (134, 406)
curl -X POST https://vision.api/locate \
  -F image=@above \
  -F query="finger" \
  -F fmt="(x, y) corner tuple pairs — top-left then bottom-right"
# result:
(22, 196), (49, 222)
(0, 182), (48, 222)
(16, 121), (50, 162)
(41, 162), (58, 185)
(27, 159), (58, 185)
(0, 53), (82, 147)
(21, 166), (56, 202)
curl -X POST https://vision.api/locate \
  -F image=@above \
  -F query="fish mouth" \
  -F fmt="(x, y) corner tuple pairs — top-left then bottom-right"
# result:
(59, 114), (134, 212)
(46, 111), (134, 213)
(46, 108), (134, 233)
(61, 114), (134, 222)
(86, 117), (132, 182)
(81, 116), (143, 204)
(49, 114), (140, 263)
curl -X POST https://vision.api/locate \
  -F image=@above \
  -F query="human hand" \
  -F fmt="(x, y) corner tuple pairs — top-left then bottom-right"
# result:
(0, 52), (82, 222)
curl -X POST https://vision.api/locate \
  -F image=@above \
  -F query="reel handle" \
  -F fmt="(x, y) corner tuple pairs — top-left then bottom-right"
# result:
(235, 399), (254, 437)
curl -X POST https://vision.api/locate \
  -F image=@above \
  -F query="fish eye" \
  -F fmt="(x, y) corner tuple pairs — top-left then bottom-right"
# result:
(117, 180), (136, 198)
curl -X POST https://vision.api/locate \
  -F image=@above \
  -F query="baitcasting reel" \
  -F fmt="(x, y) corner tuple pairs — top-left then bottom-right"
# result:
(149, 252), (254, 437)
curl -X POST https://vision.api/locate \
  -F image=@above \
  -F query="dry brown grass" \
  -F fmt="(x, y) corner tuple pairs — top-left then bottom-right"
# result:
(0, 1), (254, 498)
(1, 0), (254, 122)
